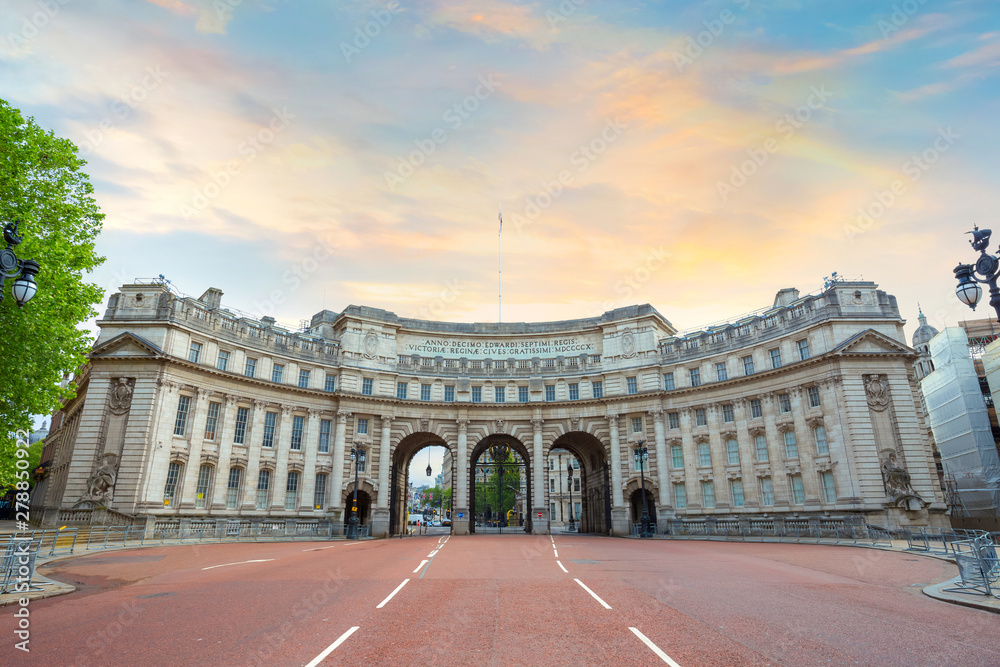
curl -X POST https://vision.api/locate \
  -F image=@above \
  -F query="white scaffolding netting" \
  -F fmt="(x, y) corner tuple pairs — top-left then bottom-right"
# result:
(921, 328), (1000, 517)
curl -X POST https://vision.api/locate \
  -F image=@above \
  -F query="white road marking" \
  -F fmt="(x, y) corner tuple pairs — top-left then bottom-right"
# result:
(428, 550), (439, 558)
(556, 560), (568, 573)
(413, 560), (428, 573)
(553, 549), (559, 558)
(629, 627), (682, 666)
(201, 559), (274, 570)
(303, 543), (365, 552)
(376, 579), (410, 609)
(304, 626), (360, 667)
(574, 579), (612, 609)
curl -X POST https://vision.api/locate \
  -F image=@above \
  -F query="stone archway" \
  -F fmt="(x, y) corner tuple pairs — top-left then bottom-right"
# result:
(389, 432), (454, 536)
(549, 432), (612, 535)
(625, 478), (657, 532)
(469, 434), (533, 535)
(343, 481), (374, 534)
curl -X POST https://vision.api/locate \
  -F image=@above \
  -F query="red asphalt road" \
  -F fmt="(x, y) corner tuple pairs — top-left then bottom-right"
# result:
(3, 535), (1000, 666)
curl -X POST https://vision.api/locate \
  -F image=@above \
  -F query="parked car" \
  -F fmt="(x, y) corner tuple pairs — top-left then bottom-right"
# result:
(431, 520), (442, 527)
(441, 518), (451, 526)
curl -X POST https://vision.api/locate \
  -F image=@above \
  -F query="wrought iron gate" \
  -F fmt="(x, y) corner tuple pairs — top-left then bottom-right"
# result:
(472, 443), (528, 534)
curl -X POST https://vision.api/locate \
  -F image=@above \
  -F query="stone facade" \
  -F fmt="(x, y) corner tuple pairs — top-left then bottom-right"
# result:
(37, 280), (948, 535)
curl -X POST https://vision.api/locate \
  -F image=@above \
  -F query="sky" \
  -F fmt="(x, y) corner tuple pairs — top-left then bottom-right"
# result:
(3, 0), (1000, 341)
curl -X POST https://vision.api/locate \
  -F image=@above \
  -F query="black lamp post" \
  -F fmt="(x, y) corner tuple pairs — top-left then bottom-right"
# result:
(634, 443), (652, 538)
(347, 444), (365, 539)
(0, 221), (40, 307)
(566, 459), (576, 532)
(954, 226), (1000, 323)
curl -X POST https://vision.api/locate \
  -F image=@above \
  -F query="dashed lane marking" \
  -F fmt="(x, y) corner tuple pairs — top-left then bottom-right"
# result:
(553, 549), (559, 558)
(304, 626), (360, 667)
(574, 579), (612, 609)
(303, 543), (366, 552)
(376, 579), (410, 609)
(413, 560), (428, 573)
(428, 550), (439, 558)
(201, 559), (275, 570)
(556, 561), (568, 573)
(629, 627), (682, 666)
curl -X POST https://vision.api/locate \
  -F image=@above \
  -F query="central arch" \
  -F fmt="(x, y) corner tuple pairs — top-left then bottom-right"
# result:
(469, 434), (532, 535)
(389, 431), (453, 536)
(549, 431), (611, 535)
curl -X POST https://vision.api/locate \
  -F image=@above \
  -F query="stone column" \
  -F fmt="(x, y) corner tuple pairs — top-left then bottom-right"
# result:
(301, 409), (321, 513)
(270, 406), (293, 513)
(330, 410), (351, 533)
(649, 409), (670, 508)
(240, 400), (268, 511)
(452, 418), (470, 535)
(608, 413), (628, 535)
(211, 395), (240, 509)
(531, 418), (547, 534)
(371, 414), (394, 538)
(179, 389), (212, 510)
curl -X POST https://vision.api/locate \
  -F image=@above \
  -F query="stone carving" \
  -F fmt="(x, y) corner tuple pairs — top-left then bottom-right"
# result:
(570, 416), (581, 430)
(494, 419), (505, 434)
(621, 330), (637, 358)
(73, 453), (118, 509)
(865, 375), (889, 411)
(108, 377), (135, 415)
(363, 330), (379, 359)
(880, 450), (924, 509)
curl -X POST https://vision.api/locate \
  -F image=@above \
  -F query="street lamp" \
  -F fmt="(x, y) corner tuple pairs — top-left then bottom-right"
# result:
(347, 443), (366, 539)
(634, 443), (652, 538)
(954, 226), (1000, 323)
(0, 221), (40, 307)
(566, 459), (576, 532)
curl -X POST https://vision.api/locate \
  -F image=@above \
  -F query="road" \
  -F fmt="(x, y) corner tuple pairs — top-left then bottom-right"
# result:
(4, 535), (1000, 666)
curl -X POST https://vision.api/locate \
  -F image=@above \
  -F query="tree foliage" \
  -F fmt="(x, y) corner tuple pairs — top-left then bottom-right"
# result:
(0, 99), (105, 487)
(475, 452), (522, 523)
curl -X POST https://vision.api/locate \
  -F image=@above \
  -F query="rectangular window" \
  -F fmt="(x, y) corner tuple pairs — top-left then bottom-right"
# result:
(550, 479), (555, 493)
(272, 364), (284, 383)
(318, 419), (331, 453)
(698, 443), (712, 467)
(760, 477), (774, 506)
(195, 465), (212, 509)
(569, 383), (579, 400)
(591, 381), (603, 399)
(769, 348), (782, 369)
(362, 378), (373, 396)
(702, 480), (715, 508)
(797, 339), (810, 361)
(256, 469), (271, 510)
(722, 404), (734, 423)
(234, 406), (249, 444)
(574, 478), (580, 491)
(814, 425), (829, 455)
(715, 362), (728, 382)
(396, 382), (408, 400)
(217, 350), (230, 371)
(164, 462), (180, 505)
(726, 438), (740, 465)
(472, 386), (482, 403)
(695, 408), (707, 427)
(807, 386), (821, 408)
(285, 472), (299, 511)
(790, 474), (805, 504)
(545, 385), (556, 402)
(290, 415), (304, 451)
(755, 434), (769, 462)
(298, 369), (310, 388)
(730, 479), (745, 507)
(689, 368), (701, 387)
(204, 401), (221, 440)
(357, 418), (369, 435)
(262, 412), (277, 448)
(668, 412), (680, 429)
(226, 467), (242, 510)
(188, 341), (202, 363)
(421, 384), (432, 401)
(779, 393), (791, 413)
(743, 355), (754, 375)
(663, 373), (675, 390)
(631, 417), (643, 433)
(495, 386), (506, 403)
(314, 473), (328, 509)
(750, 399), (763, 419)
(626, 377), (638, 394)
(821, 471), (836, 503)
(174, 395), (191, 436)
(445, 385), (456, 402)
(784, 430), (799, 459)
(674, 483), (687, 509)
(671, 444), (684, 469)
(245, 357), (257, 378)
(324, 374), (336, 392)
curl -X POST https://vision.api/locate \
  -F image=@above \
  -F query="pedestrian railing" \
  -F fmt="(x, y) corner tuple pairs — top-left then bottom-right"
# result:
(943, 535), (1000, 598)
(903, 527), (986, 556)
(1, 536), (45, 594)
(657, 518), (900, 549)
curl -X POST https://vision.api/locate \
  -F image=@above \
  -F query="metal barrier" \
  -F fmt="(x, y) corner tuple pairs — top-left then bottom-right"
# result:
(944, 535), (1000, 598)
(1, 536), (44, 594)
(660, 518), (899, 549)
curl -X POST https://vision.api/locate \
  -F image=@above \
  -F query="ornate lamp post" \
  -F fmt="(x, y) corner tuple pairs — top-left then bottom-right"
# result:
(489, 443), (510, 532)
(954, 226), (1000, 323)
(566, 459), (576, 532)
(634, 443), (652, 538)
(347, 444), (366, 539)
(0, 221), (40, 307)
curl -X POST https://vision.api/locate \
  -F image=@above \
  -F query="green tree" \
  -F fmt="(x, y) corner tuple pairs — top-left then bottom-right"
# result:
(0, 99), (105, 488)
(476, 452), (521, 524)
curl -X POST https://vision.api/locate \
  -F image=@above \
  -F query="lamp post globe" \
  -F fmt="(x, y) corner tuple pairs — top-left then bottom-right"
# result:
(347, 444), (365, 539)
(954, 227), (1000, 323)
(634, 443), (652, 538)
(1, 221), (41, 308)
(566, 459), (576, 532)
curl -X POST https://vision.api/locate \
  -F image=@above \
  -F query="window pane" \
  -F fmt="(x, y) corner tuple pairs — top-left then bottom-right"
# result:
(784, 430), (798, 458)
(808, 386), (821, 407)
(164, 462), (180, 505)
(234, 407), (249, 444)
(325, 374), (336, 392)
(698, 443), (711, 467)
(715, 362), (727, 382)
(217, 350), (229, 371)
(790, 475), (805, 504)
(750, 399), (762, 419)
(256, 469), (271, 509)
(702, 481), (715, 508)
(318, 419), (331, 453)
(298, 369), (310, 388)
(195, 465), (212, 509)
(262, 412), (277, 448)
(726, 438), (740, 465)
(821, 471), (836, 502)
(671, 445), (684, 468)
(779, 394), (791, 413)
(396, 382), (408, 400)
(291, 415), (304, 450)
(495, 386), (505, 403)
(668, 412), (680, 429)
(731, 479), (744, 506)
(245, 358), (257, 377)
(722, 404), (734, 422)
(592, 381), (603, 399)
(626, 377), (638, 394)
(314, 474), (327, 509)
(569, 383), (579, 400)
(188, 342), (201, 363)
(272, 364), (284, 383)
(285, 472), (299, 511)
(204, 402), (220, 440)
(445, 385), (456, 402)
(760, 477), (774, 506)
(755, 434), (769, 462)
(663, 373), (675, 390)
(695, 409), (707, 426)
(362, 378), (373, 395)
(421, 384), (431, 401)
(689, 369), (700, 387)
(545, 385), (555, 401)
(674, 483), (686, 508)
(814, 425), (829, 455)
(174, 395), (191, 436)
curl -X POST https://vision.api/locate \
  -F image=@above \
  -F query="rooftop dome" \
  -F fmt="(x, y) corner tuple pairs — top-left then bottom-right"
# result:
(912, 306), (939, 348)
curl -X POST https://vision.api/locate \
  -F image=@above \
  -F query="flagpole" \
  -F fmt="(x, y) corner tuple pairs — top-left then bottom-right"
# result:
(498, 203), (502, 323)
